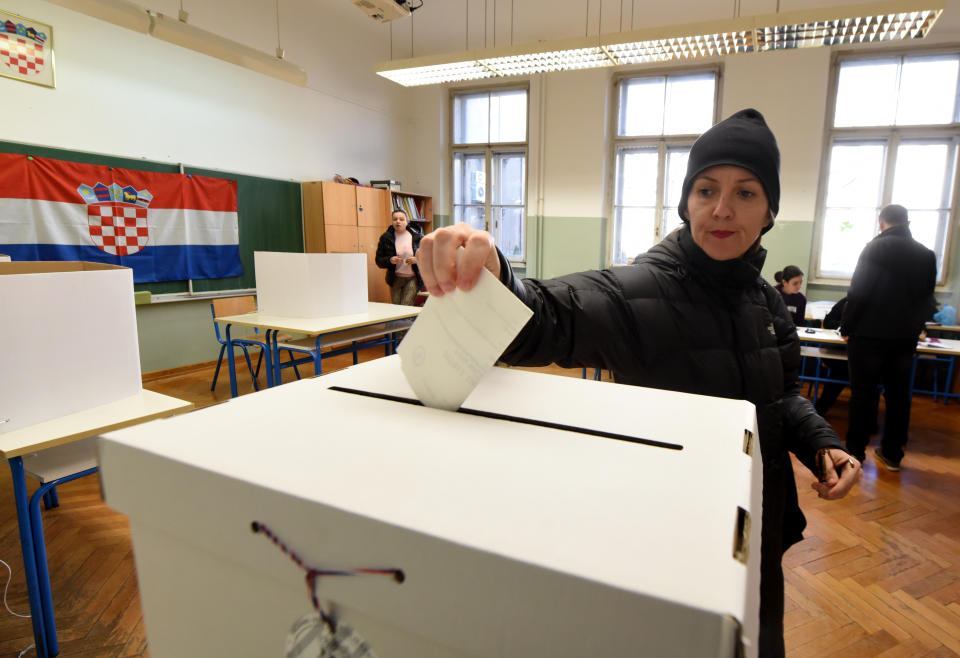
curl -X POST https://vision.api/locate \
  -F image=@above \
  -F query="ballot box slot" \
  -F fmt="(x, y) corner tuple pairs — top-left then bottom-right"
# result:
(733, 506), (750, 565)
(328, 386), (683, 451)
(743, 429), (753, 456)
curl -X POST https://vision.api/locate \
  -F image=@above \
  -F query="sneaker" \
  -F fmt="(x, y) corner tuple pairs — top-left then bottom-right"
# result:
(873, 449), (901, 472)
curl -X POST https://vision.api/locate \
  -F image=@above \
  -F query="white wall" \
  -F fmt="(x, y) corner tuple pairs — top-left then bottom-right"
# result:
(3, 0), (417, 183)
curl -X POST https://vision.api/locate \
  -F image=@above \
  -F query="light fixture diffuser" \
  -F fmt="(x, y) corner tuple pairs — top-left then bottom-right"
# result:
(149, 12), (307, 87)
(47, 0), (307, 86)
(377, 0), (944, 86)
(45, 0), (151, 34)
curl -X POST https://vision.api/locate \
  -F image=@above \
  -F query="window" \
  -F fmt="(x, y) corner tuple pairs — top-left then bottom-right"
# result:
(611, 71), (718, 265)
(452, 88), (528, 261)
(816, 52), (959, 281)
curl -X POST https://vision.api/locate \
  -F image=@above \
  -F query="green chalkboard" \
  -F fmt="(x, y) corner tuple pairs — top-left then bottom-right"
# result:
(0, 140), (303, 294)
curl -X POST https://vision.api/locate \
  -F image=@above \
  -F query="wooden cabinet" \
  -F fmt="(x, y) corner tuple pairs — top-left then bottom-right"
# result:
(302, 180), (434, 304)
(302, 181), (392, 302)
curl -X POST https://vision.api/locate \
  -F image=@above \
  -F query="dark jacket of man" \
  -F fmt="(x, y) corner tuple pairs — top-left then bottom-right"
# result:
(841, 224), (937, 340)
(823, 297), (847, 331)
(497, 226), (844, 656)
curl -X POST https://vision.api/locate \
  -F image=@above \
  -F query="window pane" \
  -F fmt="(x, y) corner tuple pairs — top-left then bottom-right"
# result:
(897, 56), (959, 126)
(663, 74), (715, 135)
(834, 59), (898, 127)
(493, 206), (524, 260)
(908, 209), (942, 254)
(614, 207), (655, 265)
(454, 152), (486, 204)
(664, 148), (690, 208)
(662, 206), (683, 239)
(491, 152), (525, 205)
(892, 142), (951, 209)
(490, 90), (527, 143)
(820, 208), (877, 277)
(619, 77), (665, 136)
(454, 205), (486, 230)
(453, 92), (489, 144)
(825, 142), (885, 208)
(617, 148), (658, 206)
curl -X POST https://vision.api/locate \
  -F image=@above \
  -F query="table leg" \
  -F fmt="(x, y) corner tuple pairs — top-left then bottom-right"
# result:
(264, 329), (275, 388)
(28, 469), (99, 657)
(8, 457), (49, 658)
(226, 324), (238, 399)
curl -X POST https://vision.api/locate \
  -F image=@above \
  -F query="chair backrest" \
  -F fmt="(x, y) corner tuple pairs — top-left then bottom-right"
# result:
(211, 295), (258, 344)
(212, 295), (257, 317)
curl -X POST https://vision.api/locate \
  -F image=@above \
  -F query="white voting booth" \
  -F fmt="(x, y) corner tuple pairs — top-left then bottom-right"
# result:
(99, 356), (762, 657)
(0, 262), (141, 434)
(255, 251), (367, 318)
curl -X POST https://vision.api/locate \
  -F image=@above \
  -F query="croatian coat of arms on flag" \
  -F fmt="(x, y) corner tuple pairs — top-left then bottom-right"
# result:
(0, 10), (54, 88)
(78, 183), (154, 256)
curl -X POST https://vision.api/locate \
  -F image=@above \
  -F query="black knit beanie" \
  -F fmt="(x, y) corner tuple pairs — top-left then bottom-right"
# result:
(678, 108), (780, 234)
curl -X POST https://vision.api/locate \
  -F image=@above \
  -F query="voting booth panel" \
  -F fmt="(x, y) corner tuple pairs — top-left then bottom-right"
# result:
(100, 357), (762, 657)
(0, 262), (141, 434)
(255, 251), (367, 318)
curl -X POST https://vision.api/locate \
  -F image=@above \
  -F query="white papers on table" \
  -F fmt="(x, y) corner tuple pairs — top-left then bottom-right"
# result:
(398, 268), (533, 410)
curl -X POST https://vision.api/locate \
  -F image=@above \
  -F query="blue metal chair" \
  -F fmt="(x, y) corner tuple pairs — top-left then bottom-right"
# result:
(210, 300), (266, 392)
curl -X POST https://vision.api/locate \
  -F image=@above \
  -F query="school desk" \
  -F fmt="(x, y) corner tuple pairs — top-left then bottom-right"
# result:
(0, 391), (192, 658)
(215, 302), (421, 397)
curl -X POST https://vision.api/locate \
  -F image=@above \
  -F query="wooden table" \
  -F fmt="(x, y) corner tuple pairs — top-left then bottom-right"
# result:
(798, 328), (960, 402)
(215, 302), (421, 398)
(0, 391), (192, 658)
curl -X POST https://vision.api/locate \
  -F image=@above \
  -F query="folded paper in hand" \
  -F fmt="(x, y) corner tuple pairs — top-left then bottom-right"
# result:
(398, 268), (533, 410)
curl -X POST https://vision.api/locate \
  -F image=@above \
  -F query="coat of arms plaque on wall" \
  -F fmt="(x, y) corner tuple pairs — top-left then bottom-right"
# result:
(0, 9), (54, 88)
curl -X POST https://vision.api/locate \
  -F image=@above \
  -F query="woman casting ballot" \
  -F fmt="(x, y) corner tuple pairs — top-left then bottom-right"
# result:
(416, 109), (861, 657)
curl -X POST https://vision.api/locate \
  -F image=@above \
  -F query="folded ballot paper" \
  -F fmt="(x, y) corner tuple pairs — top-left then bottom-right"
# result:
(398, 267), (533, 410)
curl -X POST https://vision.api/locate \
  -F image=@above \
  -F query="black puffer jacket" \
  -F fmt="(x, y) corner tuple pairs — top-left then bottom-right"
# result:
(375, 224), (424, 288)
(498, 226), (844, 651)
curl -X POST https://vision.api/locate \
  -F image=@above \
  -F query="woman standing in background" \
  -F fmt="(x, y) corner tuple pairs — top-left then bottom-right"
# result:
(775, 265), (806, 327)
(376, 209), (423, 306)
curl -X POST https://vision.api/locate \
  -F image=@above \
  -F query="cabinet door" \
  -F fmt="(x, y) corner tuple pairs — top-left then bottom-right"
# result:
(356, 187), (390, 227)
(358, 225), (390, 303)
(301, 181), (327, 253)
(325, 225), (359, 253)
(321, 182), (358, 226)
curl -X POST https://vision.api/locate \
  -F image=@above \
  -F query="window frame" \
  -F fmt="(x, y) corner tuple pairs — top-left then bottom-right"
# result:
(811, 48), (960, 286)
(449, 83), (530, 265)
(606, 66), (721, 266)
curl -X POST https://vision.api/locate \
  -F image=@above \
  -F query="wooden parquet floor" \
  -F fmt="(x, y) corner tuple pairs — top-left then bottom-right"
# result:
(0, 352), (958, 657)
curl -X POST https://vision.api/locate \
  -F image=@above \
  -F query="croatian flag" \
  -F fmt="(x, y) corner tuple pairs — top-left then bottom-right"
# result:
(0, 153), (241, 283)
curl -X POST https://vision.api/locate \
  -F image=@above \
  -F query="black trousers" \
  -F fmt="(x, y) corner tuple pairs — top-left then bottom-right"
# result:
(845, 337), (916, 463)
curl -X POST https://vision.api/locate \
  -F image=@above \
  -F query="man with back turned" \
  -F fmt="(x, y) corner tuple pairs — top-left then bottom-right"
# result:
(841, 204), (937, 471)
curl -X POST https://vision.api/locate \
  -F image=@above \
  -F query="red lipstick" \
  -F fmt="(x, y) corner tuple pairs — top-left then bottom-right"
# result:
(710, 230), (734, 238)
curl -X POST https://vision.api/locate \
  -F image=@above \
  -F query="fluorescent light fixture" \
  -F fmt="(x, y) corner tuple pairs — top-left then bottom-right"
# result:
(149, 12), (307, 86)
(46, 0), (307, 86)
(377, 0), (944, 86)
(45, 0), (151, 34)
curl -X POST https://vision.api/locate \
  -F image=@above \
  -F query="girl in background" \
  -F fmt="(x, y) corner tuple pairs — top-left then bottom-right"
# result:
(376, 209), (423, 305)
(775, 265), (806, 327)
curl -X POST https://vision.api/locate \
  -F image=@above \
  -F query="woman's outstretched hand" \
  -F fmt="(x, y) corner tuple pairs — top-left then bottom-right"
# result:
(811, 448), (861, 500)
(416, 223), (500, 296)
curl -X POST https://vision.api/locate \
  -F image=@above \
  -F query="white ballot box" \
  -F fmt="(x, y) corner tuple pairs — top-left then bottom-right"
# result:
(0, 262), (141, 434)
(99, 356), (762, 658)
(255, 251), (367, 318)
